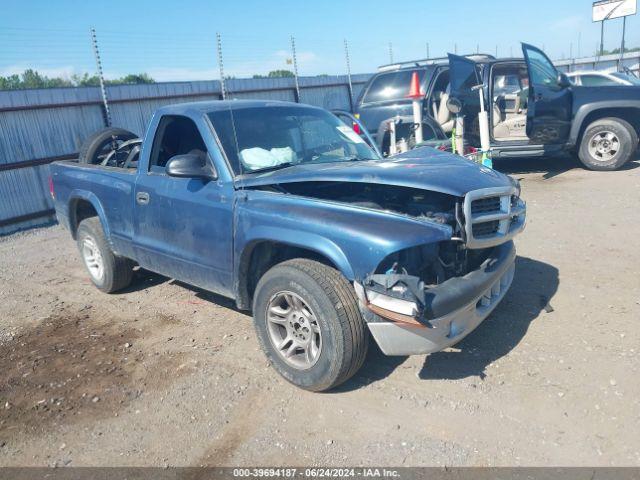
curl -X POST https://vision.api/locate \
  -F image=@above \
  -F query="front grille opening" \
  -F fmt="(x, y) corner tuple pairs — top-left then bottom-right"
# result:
(472, 220), (499, 237)
(471, 196), (501, 215)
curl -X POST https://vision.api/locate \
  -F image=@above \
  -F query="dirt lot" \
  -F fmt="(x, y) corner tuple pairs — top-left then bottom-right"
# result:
(0, 156), (639, 467)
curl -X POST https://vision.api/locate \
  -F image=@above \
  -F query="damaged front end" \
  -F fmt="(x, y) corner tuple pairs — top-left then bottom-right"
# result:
(353, 185), (526, 356)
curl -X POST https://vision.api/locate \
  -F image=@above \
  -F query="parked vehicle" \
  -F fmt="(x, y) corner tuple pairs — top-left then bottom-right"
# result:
(567, 70), (640, 87)
(50, 100), (526, 391)
(354, 54), (493, 154)
(356, 44), (640, 171)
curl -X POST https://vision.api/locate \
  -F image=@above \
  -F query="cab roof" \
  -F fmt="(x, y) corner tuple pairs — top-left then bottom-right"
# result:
(155, 99), (317, 116)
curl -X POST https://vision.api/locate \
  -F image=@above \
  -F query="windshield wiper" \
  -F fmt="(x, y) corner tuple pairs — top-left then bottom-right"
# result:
(343, 155), (378, 162)
(246, 162), (296, 174)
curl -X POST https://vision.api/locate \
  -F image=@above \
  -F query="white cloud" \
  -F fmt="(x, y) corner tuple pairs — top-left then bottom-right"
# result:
(0, 64), (79, 78)
(0, 49), (322, 83)
(144, 67), (220, 82)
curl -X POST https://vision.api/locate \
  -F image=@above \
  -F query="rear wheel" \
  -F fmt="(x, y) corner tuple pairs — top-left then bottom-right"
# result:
(252, 259), (368, 392)
(578, 118), (636, 171)
(76, 217), (133, 293)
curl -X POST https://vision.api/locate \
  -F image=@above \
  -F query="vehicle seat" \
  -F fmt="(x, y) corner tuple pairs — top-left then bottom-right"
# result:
(434, 85), (454, 134)
(492, 94), (527, 140)
(493, 114), (528, 140)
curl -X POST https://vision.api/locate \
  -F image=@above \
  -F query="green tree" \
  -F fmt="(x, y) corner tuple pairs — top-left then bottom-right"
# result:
(0, 70), (156, 91)
(267, 69), (295, 78)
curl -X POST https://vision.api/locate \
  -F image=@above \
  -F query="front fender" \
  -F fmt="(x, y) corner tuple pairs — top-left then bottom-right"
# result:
(235, 190), (453, 281)
(241, 226), (355, 280)
(570, 100), (640, 144)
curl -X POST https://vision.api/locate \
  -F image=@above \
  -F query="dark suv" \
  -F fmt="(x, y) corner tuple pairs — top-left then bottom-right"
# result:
(355, 44), (640, 171)
(354, 54), (494, 154)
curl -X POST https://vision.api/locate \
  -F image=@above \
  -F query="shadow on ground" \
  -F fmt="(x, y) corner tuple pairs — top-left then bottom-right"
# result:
(418, 256), (559, 381)
(493, 154), (639, 180)
(337, 255), (559, 391)
(115, 214), (559, 389)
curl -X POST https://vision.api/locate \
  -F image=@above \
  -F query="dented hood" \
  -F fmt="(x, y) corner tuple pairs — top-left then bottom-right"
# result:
(236, 147), (512, 197)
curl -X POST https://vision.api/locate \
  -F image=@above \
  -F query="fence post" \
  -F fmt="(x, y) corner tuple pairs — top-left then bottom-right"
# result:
(290, 36), (301, 103)
(216, 33), (227, 100)
(90, 27), (111, 127)
(344, 39), (354, 111)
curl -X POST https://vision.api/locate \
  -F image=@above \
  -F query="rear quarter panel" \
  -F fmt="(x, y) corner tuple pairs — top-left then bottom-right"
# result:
(51, 162), (136, 258)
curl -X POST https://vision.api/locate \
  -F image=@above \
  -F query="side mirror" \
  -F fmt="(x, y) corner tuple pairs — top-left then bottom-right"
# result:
(446, 97), (463, 114)
(557, 72), (571, 88)
(166, 152), (215, 180)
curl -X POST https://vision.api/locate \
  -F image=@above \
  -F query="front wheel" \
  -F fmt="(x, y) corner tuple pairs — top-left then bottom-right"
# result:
(252, 259), (368, 392)
(578, 118), (637, 171)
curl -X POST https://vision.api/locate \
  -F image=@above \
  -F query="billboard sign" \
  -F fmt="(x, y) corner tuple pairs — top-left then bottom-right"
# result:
(593, 0), (637, 21)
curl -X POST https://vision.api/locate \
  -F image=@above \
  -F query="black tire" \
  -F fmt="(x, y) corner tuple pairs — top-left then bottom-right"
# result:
(76, 217), (133, 293)
(78, 127), (137, 165)
(578, 118), (637, 171)
(252, 259), (368, 392)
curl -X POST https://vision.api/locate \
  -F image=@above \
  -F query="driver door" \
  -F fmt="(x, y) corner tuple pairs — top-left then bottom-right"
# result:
(447, 54), (484, 145)
(521, 43), (572, 144)
(133, 114), (234, 297)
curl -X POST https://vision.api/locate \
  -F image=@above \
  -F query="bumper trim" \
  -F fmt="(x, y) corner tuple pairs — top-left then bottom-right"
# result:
(367, 258), (515, 356)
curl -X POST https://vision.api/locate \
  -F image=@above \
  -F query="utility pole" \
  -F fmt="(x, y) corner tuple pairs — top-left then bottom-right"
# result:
(388, 42), (394, 64)
(291, 36), (301, 102)
(90, 27), (111, 127)
(578, 31), (582, 58)
(216, 32), (226, 100)
(454, 43), (458, 54)
(344, 39), (354, 110)
(495, 45), (498, 57)
(426, 42), (430, 59)
(476, 43), (479, 54)
(620, 16), (627, 70)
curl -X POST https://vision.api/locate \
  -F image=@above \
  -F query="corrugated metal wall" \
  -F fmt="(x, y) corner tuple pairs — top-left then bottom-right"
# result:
(555, 51), (640, 74)
(0, 74), (372, 235)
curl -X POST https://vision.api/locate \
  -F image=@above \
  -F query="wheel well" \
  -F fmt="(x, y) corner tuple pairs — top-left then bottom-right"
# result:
(236, 241), (340, 311)
(70, 199), (98, 239)
(578, 108), (640, 145)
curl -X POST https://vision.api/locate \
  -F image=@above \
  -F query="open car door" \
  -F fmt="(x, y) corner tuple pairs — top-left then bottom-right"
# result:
(521, 43), (572, 144)
(447, 54), (484, 145)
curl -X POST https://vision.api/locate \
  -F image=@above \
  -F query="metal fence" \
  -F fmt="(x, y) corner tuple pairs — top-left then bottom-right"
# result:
(2, 49), (640, 236)
(555, 50), (640, 74)
(0, 74), (372, 235)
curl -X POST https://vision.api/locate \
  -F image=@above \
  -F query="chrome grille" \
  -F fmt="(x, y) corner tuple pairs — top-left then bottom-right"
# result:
(470, 197), (501, 215)
(463, 186), (526, 249)
(472, 220), (500, 237)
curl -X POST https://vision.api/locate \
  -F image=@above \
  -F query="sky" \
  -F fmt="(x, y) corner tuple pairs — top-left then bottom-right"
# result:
(0, 0), (638, 82)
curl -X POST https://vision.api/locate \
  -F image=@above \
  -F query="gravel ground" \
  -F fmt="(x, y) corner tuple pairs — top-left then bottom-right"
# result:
(0, 155), (639, 467)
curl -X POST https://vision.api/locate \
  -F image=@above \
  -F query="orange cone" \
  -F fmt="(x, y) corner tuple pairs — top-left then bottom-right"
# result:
(407, 71), (422, 98)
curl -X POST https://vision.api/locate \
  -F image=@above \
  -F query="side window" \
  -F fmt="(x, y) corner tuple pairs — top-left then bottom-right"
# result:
(526, 49), (558, 87)
(149, 115), (207, 174)
(580, 75), (617, 87)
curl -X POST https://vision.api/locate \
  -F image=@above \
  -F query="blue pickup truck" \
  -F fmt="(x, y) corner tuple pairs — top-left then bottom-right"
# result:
(50, 100), (526, 391)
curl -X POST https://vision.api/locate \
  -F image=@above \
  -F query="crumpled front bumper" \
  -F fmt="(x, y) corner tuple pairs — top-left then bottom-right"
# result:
(357, 241), (516, 356)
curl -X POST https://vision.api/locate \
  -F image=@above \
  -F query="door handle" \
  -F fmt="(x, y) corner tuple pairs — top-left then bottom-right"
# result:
(535, 93), (543, 101)
(136, 192), (150, 205)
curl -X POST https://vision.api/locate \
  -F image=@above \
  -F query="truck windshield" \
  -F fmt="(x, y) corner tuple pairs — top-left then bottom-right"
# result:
(208, 106), (380, 175)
